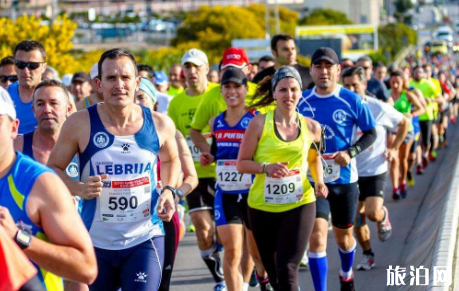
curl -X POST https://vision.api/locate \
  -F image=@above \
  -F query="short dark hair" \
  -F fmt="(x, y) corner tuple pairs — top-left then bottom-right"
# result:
(33, 79), (71, 102)
(137, 64), (154, 79)
(374, 61), (386, 69)
(271, 34), (294, 52)
(14, 40), (46, 60)
(341, 66), (366, 83)
(357, 56), (372, 64)
(390, 69), (405, 79)
(258, 55), (275, 63)
(0, 56), (15, 68)
(422, 64), (431, 71)
(98, 48), (137, 79)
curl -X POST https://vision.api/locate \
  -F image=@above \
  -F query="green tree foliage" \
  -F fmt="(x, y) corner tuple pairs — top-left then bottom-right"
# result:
(172, 4), (299, 64)
(138, 43), (197, 73)
(0, 14), (78, 74)
(172, 5), (265, 63)
(299, 8), (353, 26)
(378, 22), (417, 60)
(248, 4), (299, 36)
(394, 0), (414, 22)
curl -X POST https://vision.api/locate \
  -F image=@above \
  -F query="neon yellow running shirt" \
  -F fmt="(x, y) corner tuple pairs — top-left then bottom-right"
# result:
(168, 87), (216, 178)
(248, 110), (315, 212)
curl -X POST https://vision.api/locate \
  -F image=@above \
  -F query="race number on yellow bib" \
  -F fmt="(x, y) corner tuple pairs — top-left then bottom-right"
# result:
(100, 173), (152, 223)
(186, 133), (212, 162)
(216, 160), (252, 191)
(264, 169), (303, 204)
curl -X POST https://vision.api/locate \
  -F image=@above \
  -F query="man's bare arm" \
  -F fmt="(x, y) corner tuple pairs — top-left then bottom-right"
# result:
(0, 173), (97, 284)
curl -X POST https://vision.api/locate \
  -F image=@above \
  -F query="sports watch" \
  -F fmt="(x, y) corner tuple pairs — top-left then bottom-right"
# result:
(161, 186), (177, 199)
(176, 189), (184, 201)
(15, 229), (32, 250)
(347, 146), (358, 159)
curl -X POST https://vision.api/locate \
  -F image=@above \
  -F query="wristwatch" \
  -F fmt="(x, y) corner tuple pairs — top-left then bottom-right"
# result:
(176, 189), (184, 201)
(15, 229), (32, 250)
(161, 186), (177, 199)
(347, 146), (358, 159)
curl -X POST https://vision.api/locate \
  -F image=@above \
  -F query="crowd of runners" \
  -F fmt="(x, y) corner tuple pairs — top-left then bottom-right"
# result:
(0, 33), (457, 291)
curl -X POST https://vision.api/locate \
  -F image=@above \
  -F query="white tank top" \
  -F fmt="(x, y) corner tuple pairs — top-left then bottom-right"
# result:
(79, 104), (162, 250)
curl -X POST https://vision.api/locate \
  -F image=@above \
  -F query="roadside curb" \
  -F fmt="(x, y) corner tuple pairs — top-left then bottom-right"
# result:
(429, 144), (459, 290)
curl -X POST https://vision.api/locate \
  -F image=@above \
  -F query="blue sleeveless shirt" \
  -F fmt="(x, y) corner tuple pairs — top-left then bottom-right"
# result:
(0, 152), (64, 290)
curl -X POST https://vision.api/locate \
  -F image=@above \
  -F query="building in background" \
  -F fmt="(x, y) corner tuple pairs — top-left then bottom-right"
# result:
(305, 0), (381, 25)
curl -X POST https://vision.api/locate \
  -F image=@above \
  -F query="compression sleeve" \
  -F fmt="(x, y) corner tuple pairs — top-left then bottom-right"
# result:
(350, 127), (377, 155)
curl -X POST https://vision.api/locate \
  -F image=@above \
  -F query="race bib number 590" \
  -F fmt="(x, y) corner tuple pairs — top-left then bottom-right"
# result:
(100, 174), (152, 223)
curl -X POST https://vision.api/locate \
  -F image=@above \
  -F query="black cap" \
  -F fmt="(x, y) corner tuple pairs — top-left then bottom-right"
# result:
(311, 47), (339, 65)
(221, 67), (248, 86)
(71, 72), (90, 83)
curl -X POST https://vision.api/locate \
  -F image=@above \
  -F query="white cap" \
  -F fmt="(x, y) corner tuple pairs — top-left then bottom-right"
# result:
(181, 49), (208, 66)
(62, 74), (73, 87)
(90, 63), (99, 79)
(0, 87), (16, 120)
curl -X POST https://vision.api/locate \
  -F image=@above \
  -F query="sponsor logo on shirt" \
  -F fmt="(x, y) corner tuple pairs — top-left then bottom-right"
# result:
(241, 117), (251, 129)
(322, 124), (336, 139)
(66, 162), (79, 178)
(332, 109), (347, 124)
(93, 132), (110, 148)
(216, 120), (224, 128)
(121, 143), (131, 154)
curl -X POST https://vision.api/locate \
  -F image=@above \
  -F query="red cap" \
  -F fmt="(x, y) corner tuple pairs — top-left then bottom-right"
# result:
(221, 47), (249, 69)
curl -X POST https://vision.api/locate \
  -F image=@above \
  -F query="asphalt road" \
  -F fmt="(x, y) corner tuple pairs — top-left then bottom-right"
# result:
(169, 123), (459, 291)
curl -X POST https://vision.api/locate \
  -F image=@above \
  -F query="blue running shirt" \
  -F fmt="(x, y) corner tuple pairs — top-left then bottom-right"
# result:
(8, 82), (38, 134)
(213, 110), (257, 194)
(298, 85), (375, 184)
(0, 152), (64, 290)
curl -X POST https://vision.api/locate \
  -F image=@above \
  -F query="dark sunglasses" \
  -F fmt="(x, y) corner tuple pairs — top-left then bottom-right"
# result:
(0, 75), (18, 83)
(15, 60), (44, 70)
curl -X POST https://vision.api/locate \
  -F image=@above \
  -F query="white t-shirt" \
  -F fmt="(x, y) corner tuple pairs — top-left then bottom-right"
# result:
(356, 96), (404, 177)
(157, 92), (172, 114)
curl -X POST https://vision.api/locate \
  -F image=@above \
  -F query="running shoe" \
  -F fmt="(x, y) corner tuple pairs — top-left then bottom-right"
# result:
(214, 283), (227, 291)
(260, 282), (274, 291)
(392, 189), (401, 201)
(339, 274), (355, 291)
(300, 252), (309, 269)
(377, 206), (392, 242)
(407, 171), (415, 186)
(417, 165), (424, 175)
(357, 254), (375, 271)
(422, 156), (429, 168)
(450, 115), (456, 124)
(256, 273), (273, 291)
(400, 183), (407, 199)
(429, 152), (437, 162)
(188, 224), (196, 232)
(249, 269), (259, 288)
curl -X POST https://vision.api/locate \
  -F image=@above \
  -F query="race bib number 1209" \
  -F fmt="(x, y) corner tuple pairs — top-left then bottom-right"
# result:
(264, 169), (303, 204)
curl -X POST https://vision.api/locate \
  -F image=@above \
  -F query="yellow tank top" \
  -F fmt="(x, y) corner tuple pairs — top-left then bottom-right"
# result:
(248, 110), (315, 212)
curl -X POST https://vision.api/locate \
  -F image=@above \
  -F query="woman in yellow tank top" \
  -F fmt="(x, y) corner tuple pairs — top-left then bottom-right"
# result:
(237, 66), (328, 291)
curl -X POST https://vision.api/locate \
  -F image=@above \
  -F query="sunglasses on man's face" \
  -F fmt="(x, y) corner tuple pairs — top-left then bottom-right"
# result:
(0, 75), (18, 83)
(15, 60), (44, 70)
